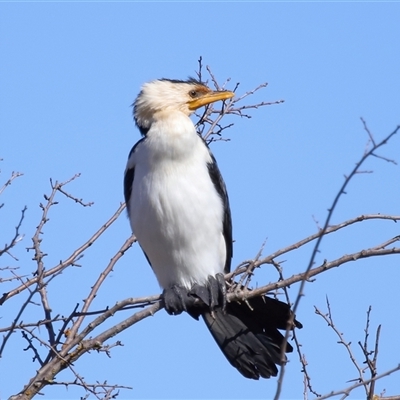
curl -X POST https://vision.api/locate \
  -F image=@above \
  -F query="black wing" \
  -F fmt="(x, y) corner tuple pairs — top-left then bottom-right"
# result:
(207, 150), (233, 274)
(123, 138), (146, 216)
(123, 137), (153, 267)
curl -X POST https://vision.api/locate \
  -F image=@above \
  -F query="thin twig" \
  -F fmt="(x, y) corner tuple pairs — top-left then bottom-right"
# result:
(274, 123), (400, 399)
(229, 214), (400, 281)
(0, 206), (27, 258)
(0, 290), (36, 357)
(65, 234), (136, 345)
(52, 174), (94, 207)
(315, 298), (367, 396)
(316, 364), (400, 400)
(0, 171), (23, 196)
(0, 203), (128, 305)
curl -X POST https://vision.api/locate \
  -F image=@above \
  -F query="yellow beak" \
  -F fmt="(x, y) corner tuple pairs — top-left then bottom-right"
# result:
(188, 90), (235, 110)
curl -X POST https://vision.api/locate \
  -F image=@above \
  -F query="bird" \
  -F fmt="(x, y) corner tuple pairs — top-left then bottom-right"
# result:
(124, 77), (302, 379)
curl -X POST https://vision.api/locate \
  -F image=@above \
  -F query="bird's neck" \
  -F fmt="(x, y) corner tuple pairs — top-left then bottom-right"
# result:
(145, 111), (201, 161)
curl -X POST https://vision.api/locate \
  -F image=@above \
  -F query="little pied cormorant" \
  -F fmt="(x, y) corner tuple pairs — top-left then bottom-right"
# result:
(124, 77), (302, 379)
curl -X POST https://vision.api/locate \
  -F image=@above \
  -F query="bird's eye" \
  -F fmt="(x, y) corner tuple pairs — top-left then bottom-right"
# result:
(189, 90), (198, 98)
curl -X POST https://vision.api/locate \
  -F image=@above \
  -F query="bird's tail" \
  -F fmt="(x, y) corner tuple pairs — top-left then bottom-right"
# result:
(202, 295), (302, 379)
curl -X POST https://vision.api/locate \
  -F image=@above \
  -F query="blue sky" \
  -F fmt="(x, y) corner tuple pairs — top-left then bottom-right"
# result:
(1, 2), (399, 399)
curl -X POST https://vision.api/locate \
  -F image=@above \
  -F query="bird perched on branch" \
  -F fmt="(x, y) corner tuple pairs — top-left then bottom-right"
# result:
(124, 77), (302, 379)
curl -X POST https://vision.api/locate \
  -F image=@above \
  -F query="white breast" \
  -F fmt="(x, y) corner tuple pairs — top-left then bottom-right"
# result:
(129, 112), (226, 290)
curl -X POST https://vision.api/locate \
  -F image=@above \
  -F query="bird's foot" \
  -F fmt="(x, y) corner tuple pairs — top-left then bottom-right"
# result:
(162, 285), (195, 316)
(189, 273), (227, 314)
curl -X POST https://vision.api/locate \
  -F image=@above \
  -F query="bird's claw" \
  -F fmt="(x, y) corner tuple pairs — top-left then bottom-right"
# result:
(215, 273), (227, 312)
(189, 273), (227, 314)
(163, 274), (227, 318)
(162, 285), (195, 315)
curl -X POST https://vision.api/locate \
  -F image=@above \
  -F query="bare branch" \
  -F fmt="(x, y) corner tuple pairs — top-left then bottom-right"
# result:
(0, 203), (128, 305)
(65, 234), (136, 345)
(315, 298), (367, 397)
(361, 117), (376, 147)
(51, 175), (94, 207)
(274, 123), (400, 399)
(12, 301), (162, 399)
(0, 290), (36, 357)
(196, 56), (203, 82)
(303, 123), (399, 279)
(193, 65), (284, 142)
(229, 214), (400, 281)
(317, 364), (400, 400)
(0, 206), (26, 258)
(0, 170), (23, 196)
(235, 238), (400, 302)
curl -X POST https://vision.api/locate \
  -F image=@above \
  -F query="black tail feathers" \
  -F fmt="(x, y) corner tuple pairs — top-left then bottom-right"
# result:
(202, 295), (302, 380)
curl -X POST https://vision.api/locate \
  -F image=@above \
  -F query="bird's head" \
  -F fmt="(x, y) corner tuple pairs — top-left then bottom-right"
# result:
(133, 78), (234, 135)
